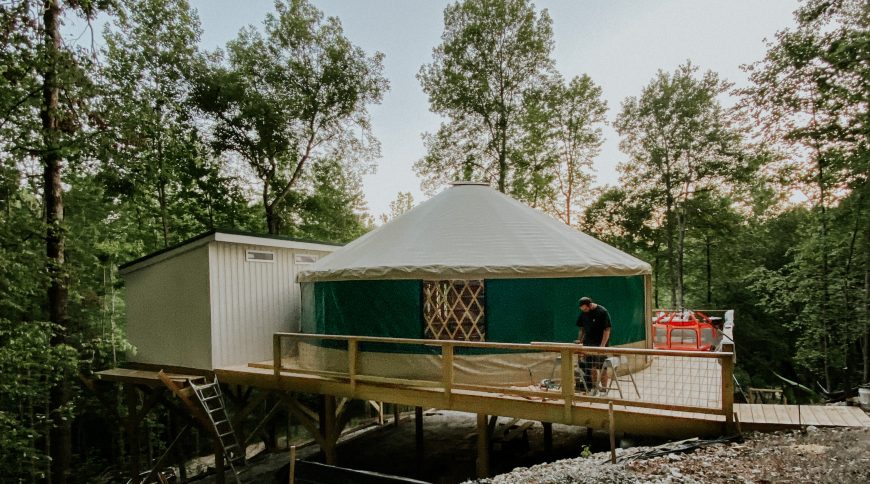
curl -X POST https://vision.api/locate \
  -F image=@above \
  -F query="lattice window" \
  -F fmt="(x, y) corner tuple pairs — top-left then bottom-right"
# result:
(422, 280), (485, 341)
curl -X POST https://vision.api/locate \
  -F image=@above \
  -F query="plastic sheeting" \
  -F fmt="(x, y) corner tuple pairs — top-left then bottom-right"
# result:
(298, 183), (652, 282)
(294, 340), (649, 387)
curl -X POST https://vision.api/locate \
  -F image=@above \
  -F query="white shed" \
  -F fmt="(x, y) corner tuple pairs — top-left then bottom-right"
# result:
(119, 230), (339, 370)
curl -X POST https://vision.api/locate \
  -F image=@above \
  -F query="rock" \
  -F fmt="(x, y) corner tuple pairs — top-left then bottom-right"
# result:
(806, 425), (819, 432)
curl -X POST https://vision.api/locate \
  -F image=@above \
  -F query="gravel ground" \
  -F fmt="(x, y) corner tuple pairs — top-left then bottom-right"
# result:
(472, 427), (870, 484)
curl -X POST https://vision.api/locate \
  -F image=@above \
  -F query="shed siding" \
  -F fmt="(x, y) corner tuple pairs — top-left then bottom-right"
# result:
(124, 245), (212, 369)
(209, 242), (329, 368)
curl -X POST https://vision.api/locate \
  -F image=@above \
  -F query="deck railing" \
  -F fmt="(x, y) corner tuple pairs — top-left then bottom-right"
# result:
(272, 332), (734, 421)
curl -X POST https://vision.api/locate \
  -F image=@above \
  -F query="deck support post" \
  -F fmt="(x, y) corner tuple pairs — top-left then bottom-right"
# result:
(414, 406), (424, 448)
(415, 406), (424, 472)
(212, 437), (225, 484)
(476, 413), (491, 478)
(721, 354), (735, 434)
(322, 395), (338, 465)
(124, 384), (141, 480)
(542, 422), (553, 453)
(393, 404), (401, 427)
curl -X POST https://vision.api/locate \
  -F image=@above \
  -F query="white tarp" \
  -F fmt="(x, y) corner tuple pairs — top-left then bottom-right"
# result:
(298, 182), (652, 282)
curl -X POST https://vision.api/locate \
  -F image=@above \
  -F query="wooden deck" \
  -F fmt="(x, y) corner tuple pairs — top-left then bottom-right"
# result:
(213, 361), (870, 439)
(735, 403), (870, 430)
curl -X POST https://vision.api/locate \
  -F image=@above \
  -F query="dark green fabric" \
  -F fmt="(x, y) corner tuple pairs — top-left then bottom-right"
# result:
(486, 276), (646, 345)
(305, 279), (425, 353)
(303, 276), (647, 353)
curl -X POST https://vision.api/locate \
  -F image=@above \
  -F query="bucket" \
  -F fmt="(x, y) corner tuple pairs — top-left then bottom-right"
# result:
(859, 386), (870, 409)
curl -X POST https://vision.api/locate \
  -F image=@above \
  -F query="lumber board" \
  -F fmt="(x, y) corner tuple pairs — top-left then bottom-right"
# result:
(96, 368), (204, 386)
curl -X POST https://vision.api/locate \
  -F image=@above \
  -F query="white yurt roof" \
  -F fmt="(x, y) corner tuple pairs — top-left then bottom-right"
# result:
(298, 182), (651, 282)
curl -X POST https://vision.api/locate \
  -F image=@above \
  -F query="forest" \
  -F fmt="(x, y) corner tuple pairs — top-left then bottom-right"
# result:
(0, 0), (867, 481)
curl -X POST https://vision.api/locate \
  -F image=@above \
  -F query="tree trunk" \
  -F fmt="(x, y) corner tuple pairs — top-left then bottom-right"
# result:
(818, 153), (832, 392)
(497, 118), (507, 193)
(862, 199), (869, 383)
(676, 206), (686, 308)
(263, 178), (278, 234)
(706, 237), (712, 305)
(665, 190), (677, 307)
(653, 255), (660, 308)
(41, 1), (71, 481)
(157, 134), (169, 247)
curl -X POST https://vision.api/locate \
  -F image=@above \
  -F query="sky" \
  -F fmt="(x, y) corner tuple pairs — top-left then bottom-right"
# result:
(85, 0), (803, 219)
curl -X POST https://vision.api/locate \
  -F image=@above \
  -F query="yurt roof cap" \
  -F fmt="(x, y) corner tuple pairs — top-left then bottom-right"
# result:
(298, 183), (652, 282)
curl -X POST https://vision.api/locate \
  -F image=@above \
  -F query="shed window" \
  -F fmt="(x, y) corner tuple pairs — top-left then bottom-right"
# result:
(295, 254), (318, 264)
(422, 280), (485, 341)
(246, 250), (275, 263)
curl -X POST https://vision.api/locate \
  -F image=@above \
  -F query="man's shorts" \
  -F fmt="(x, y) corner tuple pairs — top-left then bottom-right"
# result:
(581, 354), (606, 368)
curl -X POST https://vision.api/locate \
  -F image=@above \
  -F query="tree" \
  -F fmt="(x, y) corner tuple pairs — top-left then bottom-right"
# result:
(295, 159), (371, 243)
(417, 0), (555, 195)
(101, 0), (229, 248)
(0, 0), (110, 480)
(380, 191), (415, 224)
(522, 75), (607, 224)
(614, 62), (743, 308)
(194, 0), (388, 234)
(743, 0), (870, 389)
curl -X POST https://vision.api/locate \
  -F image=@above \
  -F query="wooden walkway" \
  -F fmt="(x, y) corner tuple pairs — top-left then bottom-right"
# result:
(735, 403), (870, 430)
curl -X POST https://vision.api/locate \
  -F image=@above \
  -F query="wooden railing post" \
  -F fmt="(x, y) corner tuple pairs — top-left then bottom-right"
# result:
(560, 348), (574, 422)
(721, 353), (734, 431)
(273, 333), (282, 377)
(442, 343), (454, 404)
(348, 339), (358, 394)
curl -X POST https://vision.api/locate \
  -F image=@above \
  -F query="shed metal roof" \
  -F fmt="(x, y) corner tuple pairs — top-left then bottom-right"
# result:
(119, 229), (340, 275)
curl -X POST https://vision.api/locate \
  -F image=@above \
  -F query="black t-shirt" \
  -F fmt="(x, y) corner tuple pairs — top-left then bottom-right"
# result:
(576, 305), (612, 346)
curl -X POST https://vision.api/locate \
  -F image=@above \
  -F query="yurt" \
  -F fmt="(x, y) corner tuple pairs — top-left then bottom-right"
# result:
(294, 182), (652, 385)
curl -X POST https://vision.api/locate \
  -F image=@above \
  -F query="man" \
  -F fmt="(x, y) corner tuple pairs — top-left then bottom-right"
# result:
(575, 296), (612, 394)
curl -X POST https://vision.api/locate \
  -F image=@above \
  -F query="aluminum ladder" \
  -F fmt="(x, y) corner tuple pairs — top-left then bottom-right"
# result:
(189, 377), (244, 483)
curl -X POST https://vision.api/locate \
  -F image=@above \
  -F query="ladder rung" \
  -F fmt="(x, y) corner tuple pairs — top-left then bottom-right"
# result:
(213, 419), (228, 426)
(218, 431), (235, 438)
(208, 407), (225, 414)
(201, 394), (221, 401)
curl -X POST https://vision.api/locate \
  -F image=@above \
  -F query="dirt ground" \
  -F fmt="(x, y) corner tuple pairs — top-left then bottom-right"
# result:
(199, 411), (870, 484)
(624, 427), (870, 483)
(477, 426), (870, 483)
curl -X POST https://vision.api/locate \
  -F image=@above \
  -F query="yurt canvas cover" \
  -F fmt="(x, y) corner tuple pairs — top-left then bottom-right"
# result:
(293, 183), (652, 384)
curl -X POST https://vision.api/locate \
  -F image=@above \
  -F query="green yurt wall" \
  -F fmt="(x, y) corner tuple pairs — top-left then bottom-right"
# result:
(301, 275), (646, 348)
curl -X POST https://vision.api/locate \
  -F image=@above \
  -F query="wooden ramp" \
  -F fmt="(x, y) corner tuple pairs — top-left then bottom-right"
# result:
(736, 403), (870, 431)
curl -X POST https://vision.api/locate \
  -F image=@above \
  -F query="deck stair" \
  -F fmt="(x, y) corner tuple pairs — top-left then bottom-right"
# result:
(188, 377), (244, 482)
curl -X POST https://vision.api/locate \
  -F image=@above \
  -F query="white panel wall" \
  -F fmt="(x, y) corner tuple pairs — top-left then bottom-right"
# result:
(124, 245), (212, 369)
(208, 242), (330, 368)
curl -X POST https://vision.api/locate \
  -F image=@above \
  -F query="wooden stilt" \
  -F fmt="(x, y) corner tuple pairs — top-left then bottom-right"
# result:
(393, 403), (401, 427)
(125, 384), (141, 480)
(542, 422), (553, 453)
(608, 402), (616, 464)
(322, 395), (337, 465)
(378, 401), (385, 425)
(288, 445), (296, 484)
(414, 406), (424, 452)
(213, 438), (225, 484)
(476, 413), (490, 478)
(415, 406), (424, 475)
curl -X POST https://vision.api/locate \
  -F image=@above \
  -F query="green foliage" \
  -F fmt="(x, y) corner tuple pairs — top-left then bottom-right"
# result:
(614, 62), (746, 308)
(193, 0), (388, 234)
(294, 159), (371, 243)
(740, 0), (870, 391)
(515, 75), (607, 221)
(417, 0), (557, 196)
(380, 191), (415, 224)
(0, 320), (79, 481)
